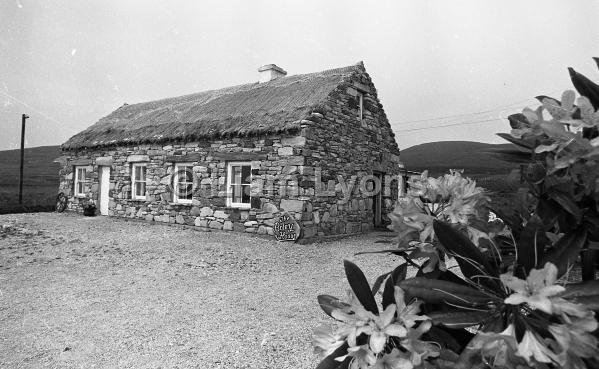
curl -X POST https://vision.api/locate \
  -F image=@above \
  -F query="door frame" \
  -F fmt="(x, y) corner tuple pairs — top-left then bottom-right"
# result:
(98, 166), (110, 215)
(372, 171), (383, 228)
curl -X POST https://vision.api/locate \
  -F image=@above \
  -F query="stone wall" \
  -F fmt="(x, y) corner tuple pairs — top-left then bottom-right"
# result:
(291, 67), (402, 239)
(59, 134), (311, 236)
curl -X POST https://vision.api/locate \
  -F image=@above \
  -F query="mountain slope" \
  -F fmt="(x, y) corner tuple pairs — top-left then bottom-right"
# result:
(0, 145), (61, 213)
(0, 145), (61, 184)
(400, 141), (517, 176)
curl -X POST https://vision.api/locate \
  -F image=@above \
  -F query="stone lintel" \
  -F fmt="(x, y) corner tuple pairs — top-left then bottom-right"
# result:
(70, 158), (93, 166)
(95, 156), (114, 166)
(211, 152), (267, 161)
(165, 153), (204, 163)
(127, 155), (150, 163)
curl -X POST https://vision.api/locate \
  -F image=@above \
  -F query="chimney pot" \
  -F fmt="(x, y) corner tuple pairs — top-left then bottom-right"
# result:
(258, 64), (287, 83)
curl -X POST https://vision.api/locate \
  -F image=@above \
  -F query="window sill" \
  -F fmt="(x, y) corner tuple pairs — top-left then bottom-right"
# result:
(130, 198), (149, 202)
(168, 202), (193, 206)
(227, 204), (251, 210)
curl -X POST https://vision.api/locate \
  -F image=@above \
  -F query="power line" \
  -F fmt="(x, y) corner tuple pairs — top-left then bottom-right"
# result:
(395, 117), (502, 133)
(391, 101), (529, 126)
(392, 81), (599, 127)
(0, 90), (63, 127)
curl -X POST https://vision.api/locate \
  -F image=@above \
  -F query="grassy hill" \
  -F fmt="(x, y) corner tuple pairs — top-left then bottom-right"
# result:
(400, 141), (517, 176)
(0, 145), (61, 213)
(400, 141), (522, 212)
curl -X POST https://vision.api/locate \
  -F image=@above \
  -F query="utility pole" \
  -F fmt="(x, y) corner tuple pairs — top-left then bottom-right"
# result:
(19, 113), (29, 204)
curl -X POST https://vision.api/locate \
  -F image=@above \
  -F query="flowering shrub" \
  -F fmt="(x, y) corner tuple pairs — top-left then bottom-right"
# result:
(313, 59), (599, 369)
(391, 169), (491, 247)
(384, 170), (498, 274)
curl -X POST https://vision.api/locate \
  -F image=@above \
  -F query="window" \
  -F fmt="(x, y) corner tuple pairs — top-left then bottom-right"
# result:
(357, 91), (364, 121)
(227, 162), (251, 208)
(131, 163), (147, 200)
(74, 166), (86, 197)
(174, 163), (194, 204)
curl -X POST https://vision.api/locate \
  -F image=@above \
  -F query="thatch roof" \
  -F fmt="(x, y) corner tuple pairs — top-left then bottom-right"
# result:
(62, 62), (365, 150)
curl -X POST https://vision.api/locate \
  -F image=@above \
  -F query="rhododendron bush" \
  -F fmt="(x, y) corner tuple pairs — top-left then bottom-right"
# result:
(312, 59), (599, 369)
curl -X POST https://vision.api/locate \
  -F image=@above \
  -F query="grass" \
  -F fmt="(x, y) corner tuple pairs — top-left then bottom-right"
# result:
(0, 212), (400, 369)
(0, 186), (58, 214)
(0, 145), (60, 214)
(400, 141), (517, 175)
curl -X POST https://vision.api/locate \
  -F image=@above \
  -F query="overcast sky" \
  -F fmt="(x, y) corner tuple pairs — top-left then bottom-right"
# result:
(1, 0), (598, 152)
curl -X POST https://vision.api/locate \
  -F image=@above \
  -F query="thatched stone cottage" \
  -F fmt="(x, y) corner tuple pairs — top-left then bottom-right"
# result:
(58, 62), (402, 241)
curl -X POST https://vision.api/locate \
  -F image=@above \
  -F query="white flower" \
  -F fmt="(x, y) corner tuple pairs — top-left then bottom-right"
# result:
(335, 345), (377, 369)
(501, 262), (565, 313)
(330, 291), (407, 354)
(363, 304), (407, 354)
(549, 323), (599, 364)
(517, 330), (558, 364)
(394, 287), (428, 329)
(371, 348), (413, 369)
(312, 324), (347, 359)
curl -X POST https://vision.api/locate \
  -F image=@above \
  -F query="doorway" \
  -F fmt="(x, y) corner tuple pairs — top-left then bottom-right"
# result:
(98, 166), (110, 215)
(371, 172), (383, 228)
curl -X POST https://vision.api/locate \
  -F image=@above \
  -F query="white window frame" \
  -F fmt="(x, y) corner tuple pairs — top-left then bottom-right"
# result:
(226, 161), (252, 209)
(173, 163), (194, 204)
(74, 166), (87, 197)
(131, 163), (147, 200)
(357, 91), (364, 121)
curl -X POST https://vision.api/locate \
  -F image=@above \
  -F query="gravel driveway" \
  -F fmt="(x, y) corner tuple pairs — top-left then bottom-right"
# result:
(0, 213), (399, 369)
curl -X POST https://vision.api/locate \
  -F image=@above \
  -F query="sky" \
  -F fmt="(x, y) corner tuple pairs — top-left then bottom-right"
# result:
(1, 0), (598, 152)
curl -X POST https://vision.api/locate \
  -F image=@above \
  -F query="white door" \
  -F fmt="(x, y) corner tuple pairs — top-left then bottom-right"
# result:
(99, 166), (110, 215)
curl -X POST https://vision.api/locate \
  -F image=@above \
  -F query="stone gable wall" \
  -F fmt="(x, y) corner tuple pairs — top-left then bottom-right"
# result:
(293, 68), (402, 238)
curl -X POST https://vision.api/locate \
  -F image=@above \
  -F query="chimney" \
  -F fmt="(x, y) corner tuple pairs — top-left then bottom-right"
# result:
(258, 64), (287, 83)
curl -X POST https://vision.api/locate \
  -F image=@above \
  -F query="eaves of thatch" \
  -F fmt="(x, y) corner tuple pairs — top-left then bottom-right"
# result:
(61, 62), (365, 150)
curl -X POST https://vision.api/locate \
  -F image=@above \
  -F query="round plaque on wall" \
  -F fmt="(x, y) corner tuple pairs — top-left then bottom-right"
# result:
(273, 212), (300, 241)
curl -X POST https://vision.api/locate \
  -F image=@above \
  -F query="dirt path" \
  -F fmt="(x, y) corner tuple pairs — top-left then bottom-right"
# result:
(0, 213), (399, 369)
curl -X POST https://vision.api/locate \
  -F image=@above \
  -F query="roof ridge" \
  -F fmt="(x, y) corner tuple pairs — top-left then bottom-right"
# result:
(120, 62), (364, 109)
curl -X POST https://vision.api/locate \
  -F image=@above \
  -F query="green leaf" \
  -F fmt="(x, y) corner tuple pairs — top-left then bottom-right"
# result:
(536, 198), (560, 228)
(343, 260), (378, 314)
(581, 250), (597, 281)
(428, 310), (494, 329)
(559, 280), (599, 299)
(317, 295), (350, 319)
(487, 148), (531, 164)
(433, 220), (499, 284)
(565, 295), (599, 311)
(425, 326), (474, 353)
(507, 113), (531, 130)
(398, 277), (496, 306)
(355, 249), (409, 256)
(496, 132), (535, 150)
(540, 228), (587, 277)
(382, 263), (408, 308)
(514, 215), (547, 278)
(569, 67), (599, 109)
(371, 271), (392, 295)
(535, 95), (559, 104)
(417, 268), (469, 286)
(315, 341), (350, 369)
(548, 191), (582, 221)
